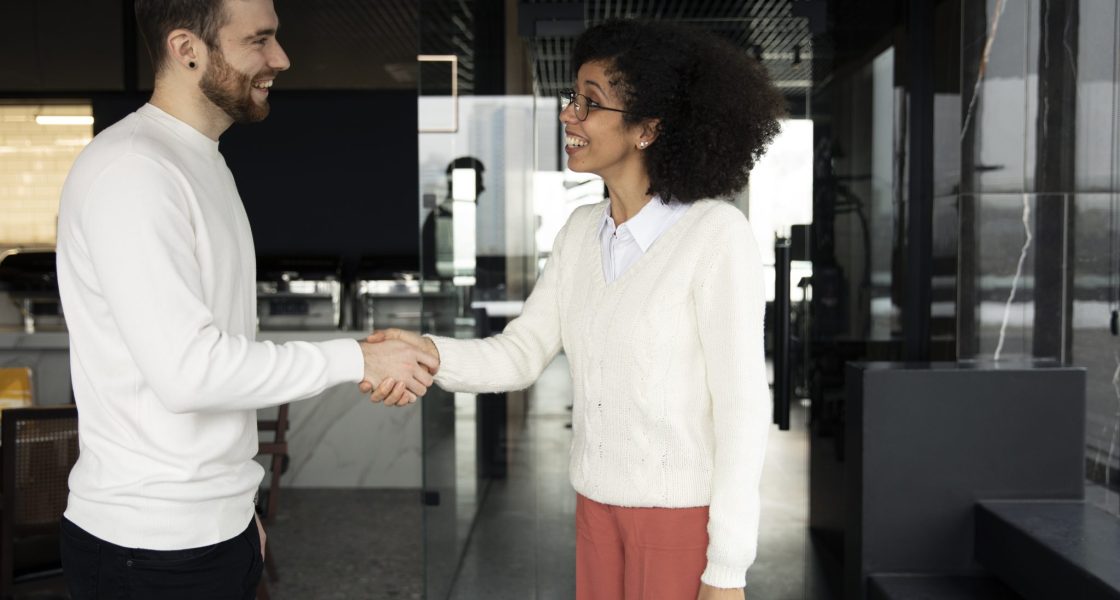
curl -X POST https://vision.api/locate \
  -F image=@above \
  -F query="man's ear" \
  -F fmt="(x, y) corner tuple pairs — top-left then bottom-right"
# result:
(167, 28), (203, 71)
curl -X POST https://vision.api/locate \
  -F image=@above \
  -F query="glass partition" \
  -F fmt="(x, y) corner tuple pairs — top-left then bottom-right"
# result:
(416, 35), (564, 592)
(957, 0), (1120, 515)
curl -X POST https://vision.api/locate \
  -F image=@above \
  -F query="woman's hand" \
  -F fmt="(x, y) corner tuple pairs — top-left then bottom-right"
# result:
(697, 583), (745, 600)
(366, 328), (440, 366)
(358, 329), (441, 403)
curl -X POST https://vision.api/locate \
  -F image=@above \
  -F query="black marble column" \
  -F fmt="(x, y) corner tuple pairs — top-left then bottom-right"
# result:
(957, 0), (988, 359)
(1032, 0), (1078, 362)
(904, 0), (935, 361)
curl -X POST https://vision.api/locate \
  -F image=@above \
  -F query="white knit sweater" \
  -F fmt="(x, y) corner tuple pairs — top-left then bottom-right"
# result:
(57, 104), (362, 550)
(430, 199), (771, 588)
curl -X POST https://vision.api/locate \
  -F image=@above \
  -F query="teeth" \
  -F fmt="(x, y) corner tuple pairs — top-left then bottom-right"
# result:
(566, 135), (587, 147)
(252, 80), (273, 89)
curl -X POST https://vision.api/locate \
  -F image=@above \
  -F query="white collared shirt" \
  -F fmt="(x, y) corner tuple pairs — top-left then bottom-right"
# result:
(599, 196), (690, 283)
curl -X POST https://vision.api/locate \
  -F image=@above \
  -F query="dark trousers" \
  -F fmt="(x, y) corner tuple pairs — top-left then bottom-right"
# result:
(60, 516), (263, 600)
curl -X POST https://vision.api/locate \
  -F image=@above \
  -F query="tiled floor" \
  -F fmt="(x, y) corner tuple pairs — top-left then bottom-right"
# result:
(266, 489), (423, 600)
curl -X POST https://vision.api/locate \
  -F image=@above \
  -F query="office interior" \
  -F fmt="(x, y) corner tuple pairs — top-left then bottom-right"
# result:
(0, 0), (1119, 598)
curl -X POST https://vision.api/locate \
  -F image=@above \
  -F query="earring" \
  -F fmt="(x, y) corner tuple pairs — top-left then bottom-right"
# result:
(639, 141), (648, 149)
(188, 61), (197, 69)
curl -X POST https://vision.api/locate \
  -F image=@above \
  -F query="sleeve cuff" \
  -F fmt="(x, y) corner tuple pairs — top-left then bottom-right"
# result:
(425, 335), (452, 387)
(700, 561), (747, 589)
(320, 338), (364, 385)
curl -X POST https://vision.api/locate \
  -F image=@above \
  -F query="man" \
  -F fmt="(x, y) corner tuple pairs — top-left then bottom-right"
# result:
(55, 1), (434, 597)
(421, 156), (485, 280)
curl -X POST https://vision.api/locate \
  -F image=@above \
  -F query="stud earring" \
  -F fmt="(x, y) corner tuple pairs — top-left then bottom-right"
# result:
(188, 61), (197, 69)
(639, 141), (648, 148)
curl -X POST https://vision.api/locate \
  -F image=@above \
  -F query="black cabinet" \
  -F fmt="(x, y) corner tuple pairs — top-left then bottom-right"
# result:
(0, 0), (125, 92)
(837, 362), (1085, 600)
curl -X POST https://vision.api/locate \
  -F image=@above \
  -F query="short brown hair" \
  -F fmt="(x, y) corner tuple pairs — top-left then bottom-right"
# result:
(135, 0), (229, 74)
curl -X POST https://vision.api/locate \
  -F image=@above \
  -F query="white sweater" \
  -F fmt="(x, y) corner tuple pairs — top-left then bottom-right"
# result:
(430, 199), (771, 588)
(56, 104), (363, 550)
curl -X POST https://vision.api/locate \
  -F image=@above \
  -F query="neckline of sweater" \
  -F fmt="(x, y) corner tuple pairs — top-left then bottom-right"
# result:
(588, 199), (717, 290)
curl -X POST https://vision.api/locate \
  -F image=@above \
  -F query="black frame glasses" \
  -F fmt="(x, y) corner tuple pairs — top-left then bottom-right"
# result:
(558, 89), (631, 121)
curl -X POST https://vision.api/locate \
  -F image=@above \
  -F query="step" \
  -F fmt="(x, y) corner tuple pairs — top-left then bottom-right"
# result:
(868, 574), (1022, 600)
(975, 500), (1120, 600)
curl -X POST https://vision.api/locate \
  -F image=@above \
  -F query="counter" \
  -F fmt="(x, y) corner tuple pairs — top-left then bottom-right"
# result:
(0, 329), (421, 489)
(0, 329), (72, 406)
(836, 361), (1085, 600)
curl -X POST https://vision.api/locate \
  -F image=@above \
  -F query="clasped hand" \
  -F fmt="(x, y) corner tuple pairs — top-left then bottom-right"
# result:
(358, 329), (440, 406)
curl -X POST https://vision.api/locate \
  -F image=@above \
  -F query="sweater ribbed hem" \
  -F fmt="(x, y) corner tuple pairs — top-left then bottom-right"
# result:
(570, 467), (714, 509)
(701, 561), (748, 589)
(64, 492), (256, 550)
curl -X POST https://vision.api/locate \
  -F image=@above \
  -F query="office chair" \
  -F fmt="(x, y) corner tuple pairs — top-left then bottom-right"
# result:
(0, 405), (79, 599)
(255, 403), (290, 600)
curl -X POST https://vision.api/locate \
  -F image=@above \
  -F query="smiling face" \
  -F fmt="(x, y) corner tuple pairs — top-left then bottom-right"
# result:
(560, 60), (648, 182)
(199, 0), (289, 124)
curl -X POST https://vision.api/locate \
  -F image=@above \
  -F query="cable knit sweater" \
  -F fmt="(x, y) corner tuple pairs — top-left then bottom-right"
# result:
(429, 199), (771, 588)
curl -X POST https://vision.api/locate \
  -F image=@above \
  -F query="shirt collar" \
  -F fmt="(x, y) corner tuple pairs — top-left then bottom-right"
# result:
(599, 196), (684, 252)
(599, 203), (616, 238)
(138, 103), (221, 158)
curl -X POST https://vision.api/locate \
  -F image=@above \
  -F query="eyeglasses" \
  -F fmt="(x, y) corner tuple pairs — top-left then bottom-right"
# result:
(558, 89), (631, 121)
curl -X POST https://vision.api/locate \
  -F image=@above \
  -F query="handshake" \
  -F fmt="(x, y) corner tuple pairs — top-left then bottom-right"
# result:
(357, 329), (440, 406)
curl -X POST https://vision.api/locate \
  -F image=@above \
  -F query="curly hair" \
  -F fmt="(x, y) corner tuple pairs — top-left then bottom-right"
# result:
(571, 19), (786, 203)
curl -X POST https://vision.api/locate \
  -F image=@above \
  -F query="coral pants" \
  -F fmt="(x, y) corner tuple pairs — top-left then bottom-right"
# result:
(575, 494), (710, 600)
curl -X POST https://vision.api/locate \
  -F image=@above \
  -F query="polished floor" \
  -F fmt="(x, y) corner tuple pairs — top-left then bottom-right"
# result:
(21, 366), (1114, 598)
(444, 354), (819, 600)
(264, 353), (820, 599)
(266, 489), (423, 599)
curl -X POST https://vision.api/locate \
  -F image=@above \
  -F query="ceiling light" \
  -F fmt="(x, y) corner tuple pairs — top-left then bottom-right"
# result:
(35, 116), (94, 126)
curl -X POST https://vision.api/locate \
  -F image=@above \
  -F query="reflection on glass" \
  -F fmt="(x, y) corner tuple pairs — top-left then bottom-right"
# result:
(1074, 194), (1120, 513)
(419, 94), (556, 598)
(450, 164), (480, 286)
(963, 194), (1040, 360)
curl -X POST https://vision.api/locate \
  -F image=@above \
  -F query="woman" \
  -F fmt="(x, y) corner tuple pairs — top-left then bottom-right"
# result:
(367, 19), (784, 600)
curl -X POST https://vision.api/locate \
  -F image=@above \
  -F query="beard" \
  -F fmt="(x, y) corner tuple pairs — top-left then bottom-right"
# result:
(200, 47), (271, 124)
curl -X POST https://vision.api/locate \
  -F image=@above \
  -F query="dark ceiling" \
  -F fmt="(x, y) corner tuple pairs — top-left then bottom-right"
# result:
(0, 0), (832, 96)
(521, 0), (824, 97)
(272, 0), (827, 97)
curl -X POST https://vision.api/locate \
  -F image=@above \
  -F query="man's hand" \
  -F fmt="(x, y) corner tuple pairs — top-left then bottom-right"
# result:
(697, 583), (745, 600)
(359, 329), (440, 404)
(359, 338), (438, 406)
(254, 513), (266, 560)
(366, 329), (439, 366)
